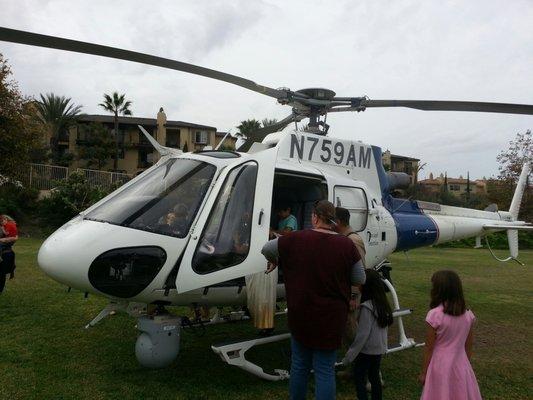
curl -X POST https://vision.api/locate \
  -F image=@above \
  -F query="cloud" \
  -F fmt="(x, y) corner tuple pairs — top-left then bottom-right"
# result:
(0, 0), (531, 180)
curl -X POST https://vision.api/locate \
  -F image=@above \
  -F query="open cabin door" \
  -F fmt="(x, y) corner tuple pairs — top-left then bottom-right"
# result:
(176, 148), (277, 293)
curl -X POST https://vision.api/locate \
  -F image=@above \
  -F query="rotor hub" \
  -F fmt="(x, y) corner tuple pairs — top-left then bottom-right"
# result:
(296, 88), (336, 101)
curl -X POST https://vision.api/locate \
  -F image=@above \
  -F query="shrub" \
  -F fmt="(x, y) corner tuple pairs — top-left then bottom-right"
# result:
(38, 171), (109, 229)
(0, 184), (39, 221)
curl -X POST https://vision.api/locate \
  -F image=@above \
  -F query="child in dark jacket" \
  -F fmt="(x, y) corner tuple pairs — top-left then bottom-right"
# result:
(342, 269), (393, 400)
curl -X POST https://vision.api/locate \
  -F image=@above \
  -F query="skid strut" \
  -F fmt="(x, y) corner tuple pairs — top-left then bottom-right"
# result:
(85, 301), (147, 329)
(375, 260), (422, 352)
(383, 278), (420, 352)
(211, 333), (291, 381)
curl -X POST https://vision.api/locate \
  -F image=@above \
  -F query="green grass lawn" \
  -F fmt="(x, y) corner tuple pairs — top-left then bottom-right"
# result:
(0, 238), (531, 400)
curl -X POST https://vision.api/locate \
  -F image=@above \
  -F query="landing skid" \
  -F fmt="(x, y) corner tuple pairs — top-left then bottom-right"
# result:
(211, 333), (291, 381)
(212, 262), (422, 380)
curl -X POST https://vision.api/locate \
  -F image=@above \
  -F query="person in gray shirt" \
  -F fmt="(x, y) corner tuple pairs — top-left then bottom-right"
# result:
(342, 269), (393, 400)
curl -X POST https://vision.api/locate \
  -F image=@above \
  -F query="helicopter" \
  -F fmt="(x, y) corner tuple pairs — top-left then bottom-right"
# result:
(1, 27), (532, 380)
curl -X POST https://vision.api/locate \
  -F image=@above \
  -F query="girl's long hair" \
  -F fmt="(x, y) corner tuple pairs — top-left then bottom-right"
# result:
(430, 270), (466, 316)
(360, 269), (393, 328)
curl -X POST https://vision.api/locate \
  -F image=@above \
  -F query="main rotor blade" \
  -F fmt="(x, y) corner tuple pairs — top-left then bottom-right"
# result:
(0, 27), (286, 100)
(359, 99), (533, 115)
(237, 114), (301, 152)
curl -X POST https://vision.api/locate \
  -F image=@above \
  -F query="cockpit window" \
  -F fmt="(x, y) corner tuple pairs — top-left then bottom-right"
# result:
(192, 162), (257, 274)
(85, 159), (216, 238)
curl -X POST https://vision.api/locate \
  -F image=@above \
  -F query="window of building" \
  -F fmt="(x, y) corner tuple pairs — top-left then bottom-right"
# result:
(77, 125), (87, 142)
(85, 158), (216, 238)
(450, 184), (460, 191)
(166, 129), (181, 147)
(195, 131), (209, 144)
(192, 162), (258, 274)
(111, 128), (126, 144)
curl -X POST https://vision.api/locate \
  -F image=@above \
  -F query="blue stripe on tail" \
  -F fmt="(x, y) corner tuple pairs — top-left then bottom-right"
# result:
(385, 196), (439, 251)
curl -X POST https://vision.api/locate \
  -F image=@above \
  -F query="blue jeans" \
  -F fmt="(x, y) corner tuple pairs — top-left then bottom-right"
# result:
(290, 337), (337, 400)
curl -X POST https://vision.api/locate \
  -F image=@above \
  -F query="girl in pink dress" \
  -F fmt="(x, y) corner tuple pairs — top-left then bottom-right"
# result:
(419, 270), (482, 400)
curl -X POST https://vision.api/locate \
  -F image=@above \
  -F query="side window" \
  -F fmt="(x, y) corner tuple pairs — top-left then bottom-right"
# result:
(192, 162), (258, 274)
(334, 186), (368, 231)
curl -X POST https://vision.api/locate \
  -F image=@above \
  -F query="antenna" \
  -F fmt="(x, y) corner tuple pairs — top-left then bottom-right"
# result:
(215, 130), (233, 150)
(138, 125), (182, 157)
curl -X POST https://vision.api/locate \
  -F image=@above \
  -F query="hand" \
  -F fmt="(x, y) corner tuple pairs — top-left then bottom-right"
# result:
(265, 262), (278, 274)
(349, 299), (358, 311)
(418, 372), (426, 385)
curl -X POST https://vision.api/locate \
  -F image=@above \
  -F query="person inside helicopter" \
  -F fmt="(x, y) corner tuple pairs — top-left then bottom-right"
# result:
(157, 211), (178, 236)
(86, 158), (217, 239)
(171, 203), (190, 235)
(233, 211), (252, 255)
(270, 203), (298, 238)
(193, 163), (257, 274)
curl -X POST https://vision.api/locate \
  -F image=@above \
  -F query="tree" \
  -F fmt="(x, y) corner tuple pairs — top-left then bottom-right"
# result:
(0, 54), (46, 180)
(489, 130), (532, 221)
(497, 130), (532, 181)
(99, 92), (132, 170)
(34, 93), (82, 164)
(261, 118), (278, 128)
(77, 123), (116, 169)
(236, 119), (261, 139)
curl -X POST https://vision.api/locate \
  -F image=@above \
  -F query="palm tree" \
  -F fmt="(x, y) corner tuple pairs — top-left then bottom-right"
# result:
(236, 119), (262, 139)
(261, 118), (278, 128)
(35, 93), (82, 160)
(99, 92), (132, 170)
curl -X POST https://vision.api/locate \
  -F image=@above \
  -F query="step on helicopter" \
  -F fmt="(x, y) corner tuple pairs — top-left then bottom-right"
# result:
(1, 27), (532, 380)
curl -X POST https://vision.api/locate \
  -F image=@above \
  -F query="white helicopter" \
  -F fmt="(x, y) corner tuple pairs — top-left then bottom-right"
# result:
(1, 27), (532, 380)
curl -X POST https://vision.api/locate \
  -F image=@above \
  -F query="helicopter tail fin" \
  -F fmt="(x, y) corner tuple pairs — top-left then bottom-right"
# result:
(480, 163), (531, 263)
(137, 125), (182, 157)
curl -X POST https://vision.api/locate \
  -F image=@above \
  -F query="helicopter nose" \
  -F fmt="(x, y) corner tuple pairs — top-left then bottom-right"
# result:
(38, 217), (183, 298)
(38, 216), (94, 291)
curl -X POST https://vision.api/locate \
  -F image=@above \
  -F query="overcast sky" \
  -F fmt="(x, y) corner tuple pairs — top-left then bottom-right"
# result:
(1, 0), (532, 179)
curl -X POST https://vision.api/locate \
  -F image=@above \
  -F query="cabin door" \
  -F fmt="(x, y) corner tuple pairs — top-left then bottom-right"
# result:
(176, 148), (277, 293)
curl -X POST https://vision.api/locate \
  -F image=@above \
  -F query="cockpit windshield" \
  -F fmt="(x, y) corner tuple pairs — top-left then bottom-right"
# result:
(85, 158), (216, 238)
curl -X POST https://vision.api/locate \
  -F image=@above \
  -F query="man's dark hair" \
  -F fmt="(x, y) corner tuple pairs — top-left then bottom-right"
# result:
(335, 207), (350, 226)
(361, 269), (393, 328)
(430, 270), (466, 316)
(276, 203), (291, 212)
